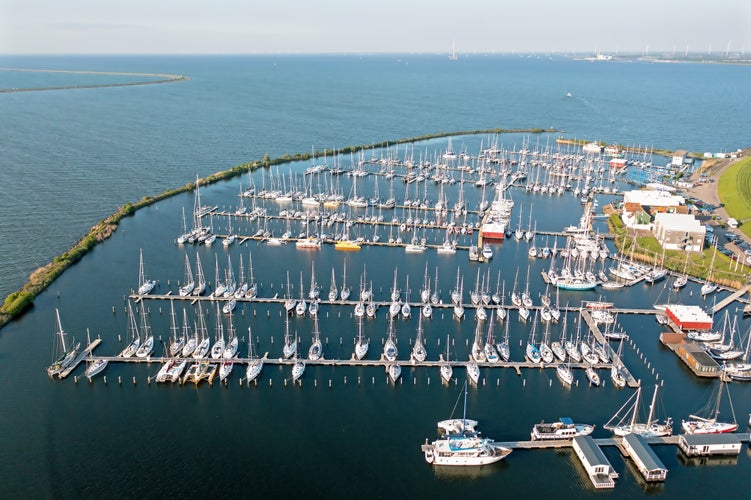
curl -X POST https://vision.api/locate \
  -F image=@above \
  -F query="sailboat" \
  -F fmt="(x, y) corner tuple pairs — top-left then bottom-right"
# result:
(340, 261), (351, 301)
(610, 339), (626, 388)
(700, 243), (719, 296)
(556, 362), (574, 386)
(471, 320), (486, 363)
(354, 315), (369, 360)
(84, 329), (107, 381)
(440, 334), (453, 384)
(466, 359), (480, 386)
(388, 361), (402, 384)
(246, 327), (264, 383)
(604, 385), (673, 437)
(178, 254), (195, 296)
(422, 382), (513, 466)
(308, 314), (323, 361)
(539, 321), (554, 364)
(497, 319), (511, 362)
(193, 302), (211, 359)
(525, 311), (542, 364)
(245, 251), (258, 299)
(210, 303), (226, 359)
(483, 311), (499, 363)
(681, 380), (738, 434)
(384, 316), (398, 362)
(168, 300), (185, 356)
(283, 271), (296, 314)
(120, 301), (141, 358)
(135, 304), (154, 358)
(291, 333), (306, 382)
(193, 251), (206, 296)
(46, 309), (80, 377)
(223, 309), (239, 359)
(137, 248), (156, 295)
(180, 307), (197, 357)
(411, 313), (427, 362)
(328, 267), (338, 301)
(282, 315), (296, 359)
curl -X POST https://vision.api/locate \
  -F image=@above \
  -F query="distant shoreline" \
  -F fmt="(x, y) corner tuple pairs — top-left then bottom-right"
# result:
(0, 67), (189, 93)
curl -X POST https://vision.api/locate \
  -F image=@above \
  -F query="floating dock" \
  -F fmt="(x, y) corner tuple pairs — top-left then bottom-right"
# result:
(58, 338), (102, 379)
(580, 309), (639, 388)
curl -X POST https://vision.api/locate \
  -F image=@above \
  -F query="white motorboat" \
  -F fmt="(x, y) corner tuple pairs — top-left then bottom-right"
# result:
(422, 382), (512, 466)
(531, 417), (595, 441)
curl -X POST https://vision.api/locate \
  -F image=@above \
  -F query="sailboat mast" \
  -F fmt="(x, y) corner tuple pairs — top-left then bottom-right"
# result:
(647, 385), (658, 426)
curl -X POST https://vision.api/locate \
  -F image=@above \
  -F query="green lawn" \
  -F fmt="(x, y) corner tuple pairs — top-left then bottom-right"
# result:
(718, 156), (751, 238)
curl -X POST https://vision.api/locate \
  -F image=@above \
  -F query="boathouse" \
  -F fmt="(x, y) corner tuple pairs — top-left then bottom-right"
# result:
(665, 305), (713, 332)
(622, 434), (668, 482)
(678, 433), (743, 457)
(572, 436), (618, 489)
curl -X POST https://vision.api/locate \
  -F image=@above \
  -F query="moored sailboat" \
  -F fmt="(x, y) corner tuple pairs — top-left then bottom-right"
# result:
(681, 380), (738, 434)
(46, 309), (81, 378)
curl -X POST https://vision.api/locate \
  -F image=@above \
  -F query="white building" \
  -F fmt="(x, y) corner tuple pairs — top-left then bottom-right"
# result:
(621, 189), (686, 230)
(623, 190), (684, 208)
(653, 213), (706, 252)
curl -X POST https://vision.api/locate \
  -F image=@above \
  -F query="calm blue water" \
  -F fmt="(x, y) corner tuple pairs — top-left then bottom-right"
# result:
(1, 55), (751, 498)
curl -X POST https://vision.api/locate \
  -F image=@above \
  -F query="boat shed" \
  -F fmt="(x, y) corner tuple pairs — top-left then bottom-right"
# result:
(665, 305), (713, 332)
(622, 433), (668, 482)
(678, 433), (744, 457)
(572, 436), (619, 489)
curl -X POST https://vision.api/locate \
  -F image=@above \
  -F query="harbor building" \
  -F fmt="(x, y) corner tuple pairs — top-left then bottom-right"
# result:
(572, 436), (619, 489)
(622, 434), (668, 482)
(621, 189), (686, 231)
(678, 433), (744, 457)
(653, 213), (706, 252)
(664, 305), (713, 331)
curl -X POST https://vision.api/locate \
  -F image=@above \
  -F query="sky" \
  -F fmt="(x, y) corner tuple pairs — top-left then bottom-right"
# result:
(2, 0), (750, 55)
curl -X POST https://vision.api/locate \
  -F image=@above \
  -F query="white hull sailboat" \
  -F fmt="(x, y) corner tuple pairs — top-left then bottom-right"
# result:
(440, 334), (453, 384)
(119, 302), (140, 358)
(605, 386), (673, 437)
(137, 248), (156, 296)
(246, 327), (263, 383)
(308, 314), (323, 361)
(47, 309), (81, 378)
(682, 380), (738, 434)
(383, 316), (398, 362)
(411, 314), (427, 362)
(354, 315), (369, 360)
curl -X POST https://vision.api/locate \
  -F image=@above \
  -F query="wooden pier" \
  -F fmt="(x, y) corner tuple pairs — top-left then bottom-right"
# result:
(493, 435), (683, 451)
(58, 338), (102, 379)
(712, 283), (751, 313)
(90, 351), (616, 374)
(579, 309), (639, 388)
